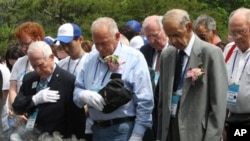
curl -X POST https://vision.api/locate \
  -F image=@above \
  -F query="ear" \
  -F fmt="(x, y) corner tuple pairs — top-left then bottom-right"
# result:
(115, 32), (120, 41)
(212, 29), (217, 35)
(78, 36), (84, 42)
(49, 53), (54, 59)
(185, 22), (193, 32)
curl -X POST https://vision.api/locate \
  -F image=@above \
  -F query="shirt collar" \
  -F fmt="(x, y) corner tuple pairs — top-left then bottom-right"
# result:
(182, 32), (195, 56)
(97, 42), (123, 63)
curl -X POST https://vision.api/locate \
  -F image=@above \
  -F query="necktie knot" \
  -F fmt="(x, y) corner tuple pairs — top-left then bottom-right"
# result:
(37, 78), (48, 91)
(179, 50), (185, 58)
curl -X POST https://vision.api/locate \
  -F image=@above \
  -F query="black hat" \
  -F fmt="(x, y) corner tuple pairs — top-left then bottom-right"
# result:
(99, 73), (132, 113)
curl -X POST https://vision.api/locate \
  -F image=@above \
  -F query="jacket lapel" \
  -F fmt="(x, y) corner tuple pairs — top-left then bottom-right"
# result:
(180, 37), (203, 106)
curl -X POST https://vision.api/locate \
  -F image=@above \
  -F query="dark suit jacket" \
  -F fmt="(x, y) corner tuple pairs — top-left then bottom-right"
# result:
(12, 66), (85, 139)
(140, 43), (156, 68)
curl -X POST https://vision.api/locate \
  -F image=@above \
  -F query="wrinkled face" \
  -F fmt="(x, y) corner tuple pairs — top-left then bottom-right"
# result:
(60, 37), (83, 59)
(163, 20), (192, 50)
(17, 34), (33, 54)
(144, 26), (168, 51)
(92, 26), (119, 58)
(229, 15), (250, 52)
(29, 50), (54, 79)
(194, 24), (214, 43)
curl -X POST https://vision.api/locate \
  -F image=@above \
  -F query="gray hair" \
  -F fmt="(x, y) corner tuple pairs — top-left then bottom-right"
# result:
(229, 7), (250, 24)
(162, 9), (190, 26)
(27, 41), (52, 59)
(193, 14), (216, 31)
(142, 15), (163, 29)
(91, 17), (118, 37)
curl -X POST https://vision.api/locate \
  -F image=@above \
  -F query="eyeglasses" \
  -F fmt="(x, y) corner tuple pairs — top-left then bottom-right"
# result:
(229, 27), (249, 37)
(146, 30), (162, 40)
(197, 34), (207, 41)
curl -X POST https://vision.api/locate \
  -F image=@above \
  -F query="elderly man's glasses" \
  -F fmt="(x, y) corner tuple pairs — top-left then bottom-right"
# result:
(146, 30), (162, 40)
(229, 27), (249, 37)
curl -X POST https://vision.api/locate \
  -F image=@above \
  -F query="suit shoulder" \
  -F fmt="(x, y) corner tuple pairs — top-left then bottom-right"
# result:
(162, 46), (176, 55)
(23, 71), (37, 82)
(56, 66), (75, 81)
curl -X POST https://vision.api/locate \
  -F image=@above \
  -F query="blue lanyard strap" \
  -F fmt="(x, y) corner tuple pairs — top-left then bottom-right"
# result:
(67, 54), (84, 74)
(231, 51), (250, 80)
(92, 59), (110, 86)
(177, 56), (190, 90)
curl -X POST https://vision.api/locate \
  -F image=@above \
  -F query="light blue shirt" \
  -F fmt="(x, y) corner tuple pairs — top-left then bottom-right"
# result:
(74, 42), (154, 136)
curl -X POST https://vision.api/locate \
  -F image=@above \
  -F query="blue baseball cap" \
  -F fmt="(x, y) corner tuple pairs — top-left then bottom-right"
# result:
(44, 36), (55, 45)
(55, 23), (82, 43)
(125, 20), (141, 32)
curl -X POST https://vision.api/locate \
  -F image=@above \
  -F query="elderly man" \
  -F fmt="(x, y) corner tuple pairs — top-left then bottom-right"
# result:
(193, 14), (222, 45)
(74, 17), (154, 141)
(157, 9), (228, 141)
(140, 15), (168, 72)
(224, 7), (250, 141)
(12, 41), (85, 139)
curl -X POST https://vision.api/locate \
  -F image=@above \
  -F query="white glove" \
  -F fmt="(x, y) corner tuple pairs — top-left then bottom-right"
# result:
(80, 90), (106, 111)
(10, 133), (23, 141)
(32, 87), (60, 105)
(128, 133), (142, 141)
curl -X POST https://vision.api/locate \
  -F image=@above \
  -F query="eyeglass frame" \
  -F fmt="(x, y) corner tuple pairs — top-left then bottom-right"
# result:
(145, 30), (163, 40)
(228, 27), (249, 38)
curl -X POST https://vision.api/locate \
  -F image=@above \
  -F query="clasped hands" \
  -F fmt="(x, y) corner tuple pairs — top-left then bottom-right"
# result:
(80, 90), (106, 111)
(32, 87), (60, 105)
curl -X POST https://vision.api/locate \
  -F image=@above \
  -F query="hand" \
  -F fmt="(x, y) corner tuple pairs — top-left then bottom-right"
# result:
(128, 133), (142, 141)
(80, 90), (106, 111)
(32, 87), (60, 105)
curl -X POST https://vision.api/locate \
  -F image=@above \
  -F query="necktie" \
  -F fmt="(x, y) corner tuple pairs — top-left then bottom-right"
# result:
(36, 78), (48, 92)
(155, 50), (162, 72)
(173, 50), (185, 92)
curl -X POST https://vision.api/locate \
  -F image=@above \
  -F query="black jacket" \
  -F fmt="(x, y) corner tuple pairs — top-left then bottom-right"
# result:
(13, 66), (85, 139)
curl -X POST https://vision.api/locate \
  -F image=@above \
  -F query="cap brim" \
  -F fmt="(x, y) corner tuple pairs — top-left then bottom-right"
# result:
(55, 36), (74, 43)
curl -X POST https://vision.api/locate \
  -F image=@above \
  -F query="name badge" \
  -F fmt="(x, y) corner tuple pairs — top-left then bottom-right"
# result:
(227, 84), (239, 105)
(171, 95), (179, 118)
(154, 72), (160, 85)
(25, 109), (38, 131)
(32, 81), (38, 89)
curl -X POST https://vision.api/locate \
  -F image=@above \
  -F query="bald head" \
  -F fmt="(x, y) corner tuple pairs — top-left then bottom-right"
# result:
(162, 9), (193, 49)
(228, 7), (250, 52)
(142, 15), (163, 31)
(142, 15), (168, 51)
(91, 17), (119, 38)
(229, 7), (250, 25)
(162, 9), (190, 27)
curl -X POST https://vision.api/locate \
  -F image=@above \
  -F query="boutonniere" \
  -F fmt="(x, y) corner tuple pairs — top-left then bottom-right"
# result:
(104, 55), (124, 72)
(186, 64), (205, 85)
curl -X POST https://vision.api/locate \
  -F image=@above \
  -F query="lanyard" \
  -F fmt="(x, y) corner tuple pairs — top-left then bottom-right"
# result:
(92, 59), (110, 86)
(24, 59), (29, 74)
(67, 54), (83, 75)
(231, 50), (250, 81)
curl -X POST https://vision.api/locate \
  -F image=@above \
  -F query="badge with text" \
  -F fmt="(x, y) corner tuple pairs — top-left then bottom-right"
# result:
(25, 109), (38, 131)
(227, 84), (239, 105)
(171, 95), (179, 118)
(154, 72), (160, 85)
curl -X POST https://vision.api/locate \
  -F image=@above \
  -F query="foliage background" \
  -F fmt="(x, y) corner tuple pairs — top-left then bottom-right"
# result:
(0, 0), (250, 57)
